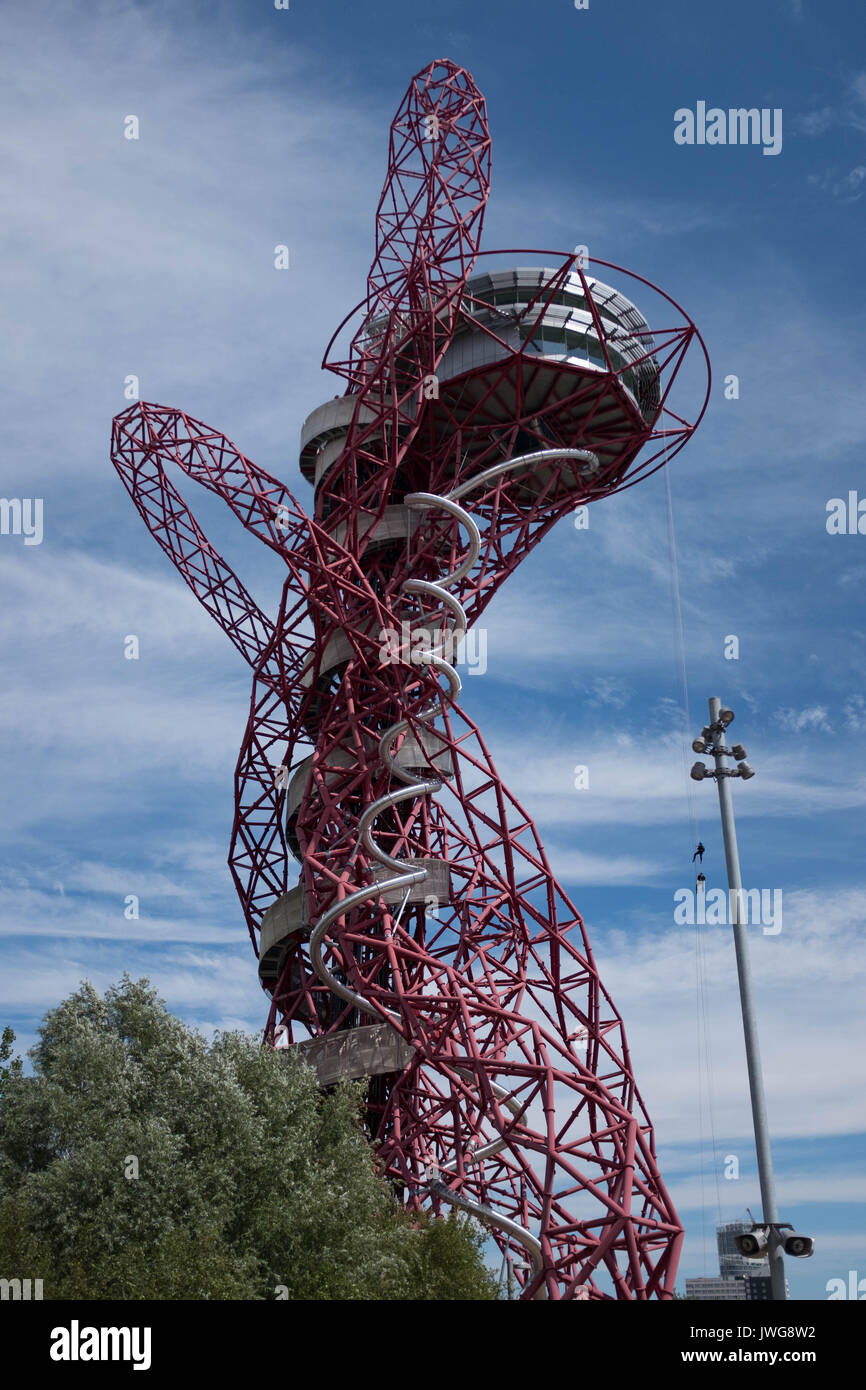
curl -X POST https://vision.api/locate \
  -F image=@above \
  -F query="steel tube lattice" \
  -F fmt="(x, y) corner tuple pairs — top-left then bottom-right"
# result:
(110, 58), (709, 1299)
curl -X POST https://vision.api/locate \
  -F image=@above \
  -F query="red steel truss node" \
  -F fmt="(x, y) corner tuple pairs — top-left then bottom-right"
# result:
(110, 58), (710, 1300)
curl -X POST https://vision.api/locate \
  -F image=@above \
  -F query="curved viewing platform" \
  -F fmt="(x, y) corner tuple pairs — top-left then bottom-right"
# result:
(302, 263), (662, 499)
(445, 266), (660, 416)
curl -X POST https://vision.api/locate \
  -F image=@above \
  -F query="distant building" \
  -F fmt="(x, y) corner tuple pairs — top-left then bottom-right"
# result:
(685, 1275), (748, 1301)
(684, 1221), (778, 1301)
(745, 1275), (774, 1300)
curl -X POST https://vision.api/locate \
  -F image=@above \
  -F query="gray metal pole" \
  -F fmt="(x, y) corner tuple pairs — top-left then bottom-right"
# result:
(708, 696), (786, 1301)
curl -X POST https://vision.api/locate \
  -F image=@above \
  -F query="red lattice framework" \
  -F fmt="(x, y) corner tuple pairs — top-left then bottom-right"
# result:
(110, 59), (710, 1299)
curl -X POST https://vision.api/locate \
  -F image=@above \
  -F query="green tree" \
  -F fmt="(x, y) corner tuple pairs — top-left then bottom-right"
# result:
(0, 977), (498, 1300)
(0, 1026), (21, 1085)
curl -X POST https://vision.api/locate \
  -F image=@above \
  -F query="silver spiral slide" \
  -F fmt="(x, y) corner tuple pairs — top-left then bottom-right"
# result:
(307, 449), (600, 1297)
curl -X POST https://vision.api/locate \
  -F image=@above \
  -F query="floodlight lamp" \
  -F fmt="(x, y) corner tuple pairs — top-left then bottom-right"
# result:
(783, 1233), (814, 1259)
(735, 1229), (769, 1258)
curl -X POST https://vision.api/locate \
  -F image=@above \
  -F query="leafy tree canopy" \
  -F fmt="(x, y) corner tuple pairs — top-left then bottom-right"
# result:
(0, 977), (498, 1300)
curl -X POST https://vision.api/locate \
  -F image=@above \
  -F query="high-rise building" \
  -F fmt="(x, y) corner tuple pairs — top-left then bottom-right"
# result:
(685, 1220), (775, 1300)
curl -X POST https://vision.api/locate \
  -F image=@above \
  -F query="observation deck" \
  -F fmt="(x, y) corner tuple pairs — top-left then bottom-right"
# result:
(299, 266), (660, 497)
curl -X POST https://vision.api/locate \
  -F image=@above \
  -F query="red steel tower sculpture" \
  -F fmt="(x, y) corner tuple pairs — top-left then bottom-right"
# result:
(111, 59), (709, 1299)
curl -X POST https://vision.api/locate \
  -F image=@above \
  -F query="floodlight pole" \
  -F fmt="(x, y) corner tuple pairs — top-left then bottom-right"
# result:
(704, 697), (786, 1301)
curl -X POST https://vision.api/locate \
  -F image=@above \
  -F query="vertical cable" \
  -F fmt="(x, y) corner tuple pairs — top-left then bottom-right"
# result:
(664, 460), (723, 1269)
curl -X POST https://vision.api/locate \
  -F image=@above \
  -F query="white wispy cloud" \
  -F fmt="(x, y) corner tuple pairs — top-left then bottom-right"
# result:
(774, 704), (833, 733)
(0, 942), (264, 1028)
(597, 886), (866, 1145)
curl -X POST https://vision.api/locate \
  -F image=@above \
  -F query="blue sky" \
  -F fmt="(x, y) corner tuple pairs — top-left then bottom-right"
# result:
(1, 0), (864, 1299)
